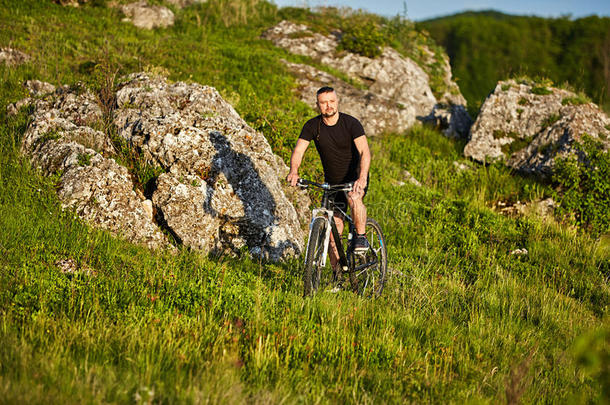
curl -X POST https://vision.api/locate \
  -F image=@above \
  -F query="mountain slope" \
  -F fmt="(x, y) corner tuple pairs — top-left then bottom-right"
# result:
(0, 1), (608, 403)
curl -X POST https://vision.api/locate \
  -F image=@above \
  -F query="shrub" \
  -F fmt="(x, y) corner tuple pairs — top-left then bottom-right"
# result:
(562, 94), (590, 106)
(77, 152), (92, 167)
(338, 20), (384, 58)
(574, 326), (610, 400)
(552, 135), (610, 235)
(540, 113), (561, 129)
(531, 86), (553, 95)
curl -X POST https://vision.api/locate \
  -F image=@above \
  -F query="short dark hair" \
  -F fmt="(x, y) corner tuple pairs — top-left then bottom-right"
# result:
(316, 86), (335, 96)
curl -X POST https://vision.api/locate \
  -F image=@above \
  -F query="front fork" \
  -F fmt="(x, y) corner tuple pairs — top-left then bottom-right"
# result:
(303, 208), (333, 268)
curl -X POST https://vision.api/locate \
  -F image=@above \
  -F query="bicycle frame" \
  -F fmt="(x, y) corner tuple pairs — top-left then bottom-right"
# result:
(300, 179), (354, 273)
(298, 178), (387, 297)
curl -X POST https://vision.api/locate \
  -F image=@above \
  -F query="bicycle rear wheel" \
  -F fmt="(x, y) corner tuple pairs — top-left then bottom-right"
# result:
(349, 218), (387, 298)
(303, 217), (327, 296)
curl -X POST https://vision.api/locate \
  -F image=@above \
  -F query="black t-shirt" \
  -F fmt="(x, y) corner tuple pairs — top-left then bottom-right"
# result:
(299, 113), (365, 184)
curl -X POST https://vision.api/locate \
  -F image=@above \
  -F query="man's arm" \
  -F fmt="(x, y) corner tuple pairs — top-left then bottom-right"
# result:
(286, 138), (310, 186)
(352, 136), (370, 194)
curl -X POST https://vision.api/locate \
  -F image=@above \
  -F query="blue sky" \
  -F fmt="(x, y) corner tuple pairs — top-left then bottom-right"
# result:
(271, 0), (610, 21)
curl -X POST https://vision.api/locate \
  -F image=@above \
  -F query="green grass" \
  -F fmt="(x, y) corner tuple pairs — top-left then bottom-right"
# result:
(0, 1), (608, 403)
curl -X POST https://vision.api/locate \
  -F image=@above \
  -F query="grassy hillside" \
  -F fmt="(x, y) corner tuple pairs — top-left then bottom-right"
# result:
(1, 1), (609, 403)
(419, 11), (610, 115)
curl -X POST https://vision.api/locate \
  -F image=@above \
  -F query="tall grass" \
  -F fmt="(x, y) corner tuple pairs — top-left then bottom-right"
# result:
(0, 1), (608, 403)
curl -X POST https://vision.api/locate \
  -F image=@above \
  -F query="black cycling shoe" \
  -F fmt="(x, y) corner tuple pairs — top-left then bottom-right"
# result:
(352, 234), (370, 253)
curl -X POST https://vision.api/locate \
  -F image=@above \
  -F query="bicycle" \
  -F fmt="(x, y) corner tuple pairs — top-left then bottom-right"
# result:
(297, 178), (388, 298)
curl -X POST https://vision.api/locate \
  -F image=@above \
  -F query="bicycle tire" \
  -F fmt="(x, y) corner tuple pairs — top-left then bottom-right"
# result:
(303, 217), (327, 296)
(349, 218), (388, 298)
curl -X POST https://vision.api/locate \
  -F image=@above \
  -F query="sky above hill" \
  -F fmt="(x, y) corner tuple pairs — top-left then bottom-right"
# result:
(272, 0), (610, 21)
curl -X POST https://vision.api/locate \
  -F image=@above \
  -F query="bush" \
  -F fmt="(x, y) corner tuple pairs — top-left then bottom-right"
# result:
(530, 86), (553, 95)
(338, 20), (384, 58)
(562, 94), (590, 106)
(553, 135), (610, 235)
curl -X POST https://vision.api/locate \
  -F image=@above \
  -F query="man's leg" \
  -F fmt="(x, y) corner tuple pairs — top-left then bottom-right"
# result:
(347, 189), (369, 252)
(348, 190), (367, 235)
(328, 213), (344, 277)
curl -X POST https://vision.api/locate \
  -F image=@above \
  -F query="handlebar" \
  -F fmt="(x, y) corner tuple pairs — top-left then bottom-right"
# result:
(297, 178), (353, 192)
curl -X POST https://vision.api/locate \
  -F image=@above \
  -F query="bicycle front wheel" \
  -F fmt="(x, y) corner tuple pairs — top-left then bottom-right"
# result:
(303, 217), (327, 296)
(349, 218), (388, 298)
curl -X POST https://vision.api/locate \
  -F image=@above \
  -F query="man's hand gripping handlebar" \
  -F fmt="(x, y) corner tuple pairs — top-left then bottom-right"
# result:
(296, 178), (353, 192)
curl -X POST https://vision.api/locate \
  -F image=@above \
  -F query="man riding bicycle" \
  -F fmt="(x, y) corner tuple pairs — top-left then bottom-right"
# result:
(286, 86), (371, 276)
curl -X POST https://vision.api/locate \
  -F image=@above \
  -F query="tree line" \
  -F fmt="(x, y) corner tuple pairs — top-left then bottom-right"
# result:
(419, 11), (610, 113)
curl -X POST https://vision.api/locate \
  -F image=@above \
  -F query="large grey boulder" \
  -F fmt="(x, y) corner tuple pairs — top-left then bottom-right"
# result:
(15, 74), (306, 260)
(262, 20), (471, 137)
(113, 73), (305, 260)
(120, 1), (174, 30)
(18, 85), (167, 249)
(415, 44), (472, 137)
(464, 79), (610, 177)
(282, 60), (415, 136)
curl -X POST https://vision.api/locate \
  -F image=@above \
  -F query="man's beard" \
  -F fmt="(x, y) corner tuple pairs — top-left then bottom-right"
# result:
(322, 109), (336, 118)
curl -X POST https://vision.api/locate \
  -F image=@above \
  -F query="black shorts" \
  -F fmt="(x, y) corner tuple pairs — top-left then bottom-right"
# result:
(327, 183), (368, 214)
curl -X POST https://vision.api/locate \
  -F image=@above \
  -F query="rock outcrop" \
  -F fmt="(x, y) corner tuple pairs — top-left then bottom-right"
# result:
(283, 60), (415, 136)
(114, 73), (305, 259)
(16, 83), (167, 249)
(422, 103), (472, 139)
(120, 1), (174, 30)
(262, 20), (471, 138)
(13, 74), (306, 260)
(464, 80), (610, 177)
(0, 47), (30, 66)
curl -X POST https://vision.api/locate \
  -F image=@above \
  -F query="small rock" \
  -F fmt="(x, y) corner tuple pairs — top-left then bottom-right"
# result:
(142, 199), (154, 221)
(453, 161), (470, 171)
(495, 198), (557, 220)
(510, 248), (528, 256)
(25, 80), (56, 96)
(120, 1), (174, 30)
(402, 170), (421, 187)
(55, 258), (96, 276)
(0, 47), (30, 66)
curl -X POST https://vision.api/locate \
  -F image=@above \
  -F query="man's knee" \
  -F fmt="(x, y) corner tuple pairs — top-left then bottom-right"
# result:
(347, 193), (364, 207)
